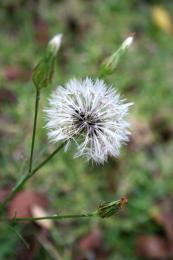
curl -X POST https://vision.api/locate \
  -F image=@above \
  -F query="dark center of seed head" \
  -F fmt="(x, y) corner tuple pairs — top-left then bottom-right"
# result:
(79, 112), (94, 125)
(74, 111), (98, 128)
(73, 110), (103, 136)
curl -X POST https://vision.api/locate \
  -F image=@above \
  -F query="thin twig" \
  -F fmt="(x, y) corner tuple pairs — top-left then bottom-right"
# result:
(29, 89), (40, 173)
(0, 211), (97, 222)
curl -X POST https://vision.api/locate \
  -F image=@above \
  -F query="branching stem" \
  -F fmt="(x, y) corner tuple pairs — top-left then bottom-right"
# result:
(0, 143), (65, 210)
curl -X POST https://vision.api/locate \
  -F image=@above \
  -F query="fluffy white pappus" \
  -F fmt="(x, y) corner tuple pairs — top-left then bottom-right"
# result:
(44, 78), (133, 163)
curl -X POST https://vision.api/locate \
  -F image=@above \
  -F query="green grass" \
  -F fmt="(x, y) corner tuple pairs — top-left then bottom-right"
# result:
(0, 0), (173, 259)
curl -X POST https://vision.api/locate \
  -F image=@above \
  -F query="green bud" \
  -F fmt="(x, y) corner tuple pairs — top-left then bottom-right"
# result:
(97, 197), (128, 218)
(32, 34), (63, 89)
(100, 36), (134, 77)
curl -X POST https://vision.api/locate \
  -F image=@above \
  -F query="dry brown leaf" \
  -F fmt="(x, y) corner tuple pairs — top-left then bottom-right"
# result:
(3, 66), (31, 82)
(79, 228), (103, 252)
(136, 235), (169, 259)
(31, 205), (53, 230)
(0, 88), (17, 105)
(152, 6), (173, 34)
(8, 189), (48, 219)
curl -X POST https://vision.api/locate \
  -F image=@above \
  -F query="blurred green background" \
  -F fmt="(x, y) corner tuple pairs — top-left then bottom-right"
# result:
(0, 0), (173, 259)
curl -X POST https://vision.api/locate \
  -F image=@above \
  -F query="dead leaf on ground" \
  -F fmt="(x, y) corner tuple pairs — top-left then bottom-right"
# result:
(2, 66), (31, 82)
(136, 235), (169, 259)
(0, 88), (17, 105)
(77, 227), (108, 260)
(8, 189), (48, 219)
(79, 227), (103, 251)
(31, 205), (53, 230)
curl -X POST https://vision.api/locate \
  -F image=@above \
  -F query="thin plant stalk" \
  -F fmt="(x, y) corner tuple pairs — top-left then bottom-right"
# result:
(0, 142), (65, 210)
(1, 211), (98, 222)
(0, 197), (127, 221)
(29, 88), (40, 173)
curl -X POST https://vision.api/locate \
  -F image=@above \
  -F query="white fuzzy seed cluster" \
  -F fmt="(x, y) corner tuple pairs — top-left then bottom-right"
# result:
(45, 78), (132, 163)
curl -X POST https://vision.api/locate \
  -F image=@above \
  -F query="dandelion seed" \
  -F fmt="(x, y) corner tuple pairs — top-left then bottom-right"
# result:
(45, 78), (133, 163)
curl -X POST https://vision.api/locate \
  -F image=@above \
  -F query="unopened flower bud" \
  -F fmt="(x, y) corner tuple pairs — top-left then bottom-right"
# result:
(100, 35), (134, 77)
(122, 36), (134, 50)
(48, 34), (63, 55)
(32, 33), (63, 90)
(97, 197), (128, 218)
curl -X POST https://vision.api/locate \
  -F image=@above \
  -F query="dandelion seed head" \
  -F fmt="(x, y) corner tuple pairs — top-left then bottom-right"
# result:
(45, 78), (133, 163)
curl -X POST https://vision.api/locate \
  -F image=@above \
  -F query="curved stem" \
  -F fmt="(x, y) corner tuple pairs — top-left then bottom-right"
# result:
(0, 142), (66, 210)
(29, 89), (40, 173)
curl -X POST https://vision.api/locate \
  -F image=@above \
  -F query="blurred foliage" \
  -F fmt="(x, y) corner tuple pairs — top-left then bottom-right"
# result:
(0, 0), (173, 259)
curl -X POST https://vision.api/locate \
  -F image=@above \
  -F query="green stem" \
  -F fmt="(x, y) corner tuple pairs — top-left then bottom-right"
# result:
(0, 142), (65, 210)
(31, 142), (65, 176)
(29, 89), (40, 173)
(1, 211), (98, 222)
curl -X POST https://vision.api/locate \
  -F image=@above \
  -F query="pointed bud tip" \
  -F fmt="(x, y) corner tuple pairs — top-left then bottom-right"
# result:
(49, 33), (63, 53)
(32, 33), (63, 89)
(119, 196), (128, 208)
(122, 36), (134, 49)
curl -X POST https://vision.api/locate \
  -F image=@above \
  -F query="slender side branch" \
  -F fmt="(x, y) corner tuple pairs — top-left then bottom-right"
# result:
(0, 197), (128, 222)
(31, 142), (66, 176)
(29, 89), (40, 173)
(1, 211), (98, 222)
(0, 142), (66, 210)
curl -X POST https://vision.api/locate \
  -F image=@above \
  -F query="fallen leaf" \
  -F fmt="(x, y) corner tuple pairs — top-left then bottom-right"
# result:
(136, 235), (169, 258)
(8, 189), (48, 219)
(0, 88), (17, 105)
(152, 6), (173, 34)
(31, 205), (53, 230)
(79, 228), (103, 251)
(3, 66), (31, 82)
